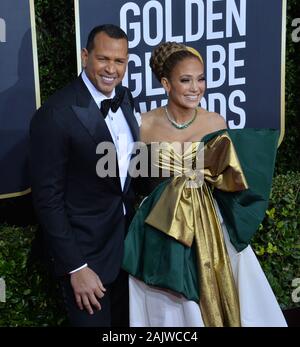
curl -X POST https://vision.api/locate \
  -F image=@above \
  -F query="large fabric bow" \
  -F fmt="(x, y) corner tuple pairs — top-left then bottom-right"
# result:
(145, 133), (248, 327)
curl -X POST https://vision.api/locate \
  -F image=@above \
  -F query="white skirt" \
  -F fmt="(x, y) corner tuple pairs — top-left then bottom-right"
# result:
(128, 204), (287, 327)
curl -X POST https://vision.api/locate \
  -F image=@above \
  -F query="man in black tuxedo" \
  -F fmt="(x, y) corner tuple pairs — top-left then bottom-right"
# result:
(30, 24), (139, 327)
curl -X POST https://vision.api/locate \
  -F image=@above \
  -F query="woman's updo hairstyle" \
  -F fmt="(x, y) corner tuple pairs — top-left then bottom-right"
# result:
(149, 42), (204, 83)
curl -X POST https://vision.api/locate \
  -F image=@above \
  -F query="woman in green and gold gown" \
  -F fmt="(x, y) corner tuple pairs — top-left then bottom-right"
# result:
(123, 42), (287, 327)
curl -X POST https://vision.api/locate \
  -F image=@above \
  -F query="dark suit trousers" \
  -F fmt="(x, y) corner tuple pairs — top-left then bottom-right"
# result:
(60, 269), (129, 327)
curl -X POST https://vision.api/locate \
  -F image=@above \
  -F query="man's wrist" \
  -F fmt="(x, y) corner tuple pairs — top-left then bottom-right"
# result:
(69, 263), (88, 274)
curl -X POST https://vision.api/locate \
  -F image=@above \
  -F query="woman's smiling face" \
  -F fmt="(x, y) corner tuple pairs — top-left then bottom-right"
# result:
(164, 57), (206, 110)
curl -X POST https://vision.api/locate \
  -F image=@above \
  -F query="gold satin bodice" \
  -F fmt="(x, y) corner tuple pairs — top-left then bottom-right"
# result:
(143, 133), (248, 327)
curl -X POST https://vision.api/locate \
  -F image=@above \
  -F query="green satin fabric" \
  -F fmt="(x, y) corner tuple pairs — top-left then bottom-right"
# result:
(123, 179), (200, 302)
(210, 129), (279, 251)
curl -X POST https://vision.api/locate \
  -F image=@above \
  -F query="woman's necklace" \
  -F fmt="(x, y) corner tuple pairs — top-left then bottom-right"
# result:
(164, 106), (197, 130)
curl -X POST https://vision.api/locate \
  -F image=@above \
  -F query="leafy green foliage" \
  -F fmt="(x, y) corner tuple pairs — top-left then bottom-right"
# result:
(276, 0), (300, 174)
(252, 172), (300, 309)
(0, 225), (67, 326)
(34, 0), (77, 102)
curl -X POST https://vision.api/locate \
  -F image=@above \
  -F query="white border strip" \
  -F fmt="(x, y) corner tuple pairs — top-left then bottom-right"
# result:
(74, 0), (82, 75)
(30, 0), (41, 108)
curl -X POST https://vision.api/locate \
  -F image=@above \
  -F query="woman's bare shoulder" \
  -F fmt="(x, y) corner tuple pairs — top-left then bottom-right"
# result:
(141, 108), (162, 127)
(199, 109), (227, 130)
(140, 108), (163, 142)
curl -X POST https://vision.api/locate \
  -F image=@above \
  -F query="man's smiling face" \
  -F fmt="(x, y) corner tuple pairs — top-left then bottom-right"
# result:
(81, 31), (128, 97)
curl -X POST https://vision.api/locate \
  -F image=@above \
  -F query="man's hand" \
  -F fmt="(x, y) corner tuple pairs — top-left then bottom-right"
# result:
(70, 267), (106, 315)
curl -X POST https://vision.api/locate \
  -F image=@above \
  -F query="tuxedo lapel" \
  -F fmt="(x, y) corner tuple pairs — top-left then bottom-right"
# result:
(119, 87), (139, 143)
(72, 100), (115, 145)
(71, 78), (139, 194)
(119, 87), (140, 193)
(72, 77), (115, 145)
(72, 76), (121, 191)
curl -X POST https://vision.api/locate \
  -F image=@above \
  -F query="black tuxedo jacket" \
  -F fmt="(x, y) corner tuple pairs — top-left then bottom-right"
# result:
(30, 76), (139, 283)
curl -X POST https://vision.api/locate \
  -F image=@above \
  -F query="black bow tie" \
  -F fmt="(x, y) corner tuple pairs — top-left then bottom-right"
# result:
(100, 89), (125, 118)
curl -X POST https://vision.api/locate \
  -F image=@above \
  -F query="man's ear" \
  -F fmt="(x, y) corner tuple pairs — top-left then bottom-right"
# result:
(81, 48), (89, 68)
(161, 77), (170, 94)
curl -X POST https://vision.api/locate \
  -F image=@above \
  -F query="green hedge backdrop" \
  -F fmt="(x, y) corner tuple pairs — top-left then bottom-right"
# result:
(0, 0), (299, 326)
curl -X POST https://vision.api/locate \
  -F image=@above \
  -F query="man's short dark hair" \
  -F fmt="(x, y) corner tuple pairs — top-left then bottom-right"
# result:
(86, 24), (128, 52)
